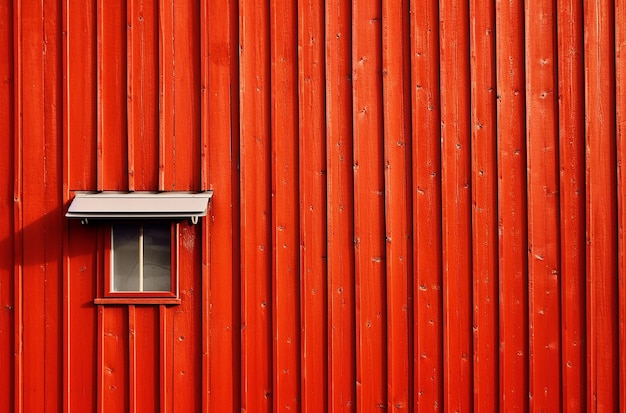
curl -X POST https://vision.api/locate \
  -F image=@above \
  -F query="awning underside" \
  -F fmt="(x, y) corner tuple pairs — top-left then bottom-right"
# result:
(66, 191), (213, 220)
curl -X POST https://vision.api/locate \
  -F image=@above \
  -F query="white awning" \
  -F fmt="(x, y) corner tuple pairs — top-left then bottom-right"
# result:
(66, 191), (213, 222)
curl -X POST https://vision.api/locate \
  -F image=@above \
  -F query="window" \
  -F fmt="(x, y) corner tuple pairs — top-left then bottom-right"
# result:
(103, 222), (179, 301)
(65, 191), (212, 305)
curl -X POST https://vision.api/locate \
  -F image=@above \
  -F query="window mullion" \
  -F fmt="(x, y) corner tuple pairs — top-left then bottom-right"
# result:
(139, 224), (144, 292)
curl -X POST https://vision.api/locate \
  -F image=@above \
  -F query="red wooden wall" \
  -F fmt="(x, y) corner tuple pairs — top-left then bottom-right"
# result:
(0, 0), (625, 411)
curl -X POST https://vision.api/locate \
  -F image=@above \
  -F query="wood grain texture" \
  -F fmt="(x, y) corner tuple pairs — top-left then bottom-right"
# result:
(469, 0), (498, 409)
(127, 0), (159, 191)
(0, 1), (14, 410)
(239, 0), (273, 411)
(325, 0), (356, 411)
(410, 0), (443, 409)
(557, 0), (586, 409)
(2, 2), (625, 411)
(20, 1), (64, 410)
(585, 0), (619, 410)
(170, 223), (202, 411)
(496, 0), (529, 409)
(100, 306), (129, 413)
(525, 0), (562, 409)
(382, 0), (412, 410)
(98, 0), (128, 191)
(159, 0), (200, 191)
(440, 0), (473, 409)
(203, 0), (241, 410)
(616, 0), (626, 407)
(67, 223), (98, 412)
(270, 0), (300, 410)
(352, 0), (387, 410)
(67, 0), (96, 191)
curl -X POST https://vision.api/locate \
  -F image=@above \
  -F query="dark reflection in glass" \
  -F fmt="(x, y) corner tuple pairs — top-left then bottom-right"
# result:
(111, 223), (171, 292)
(143, 223), (171, 291)
(112, 224), (140, 291)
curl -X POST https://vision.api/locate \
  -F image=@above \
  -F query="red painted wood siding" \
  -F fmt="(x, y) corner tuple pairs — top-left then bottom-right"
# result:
(0, 0), (624, 411)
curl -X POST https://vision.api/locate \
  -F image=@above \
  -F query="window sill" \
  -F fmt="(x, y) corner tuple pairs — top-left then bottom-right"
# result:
(94, 297), (181, 306)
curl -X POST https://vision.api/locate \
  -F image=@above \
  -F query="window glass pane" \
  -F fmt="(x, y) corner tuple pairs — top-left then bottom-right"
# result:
(112, 224), (140, 291)
(142, 223), (171, 291)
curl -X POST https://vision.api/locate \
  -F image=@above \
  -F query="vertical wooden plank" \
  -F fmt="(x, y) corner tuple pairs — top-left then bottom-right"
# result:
(42, 3), (63, 409)
(97, 306), (103, 412)
(158, 0), (174, 191)
(159, 305), (169, 413)
(67, 223), (98, 412)
(270, 0), (300, 410)
(203, 0), (241, 410)
(67, 0), (97, 191)
(20, 0), (64, 410)
(96, 305), (103, 413)
(171, 223), (202, 411)
(61, 2), (70, 410)
(134, 306), (160, 413)
(20, 4), (46, 410)
(298, 0), (328, 411)
(617, 0), (626, 407)
(239, 0), (272, 411)
(325, 0), (356, 410)
(64, 2), (98, 409)
(126, 0), (135, 191)
(381, 0), (412, 410)
(201, 215), (211, 413)
(352, 0), (387, 410)
(128, 305), (137, 413)
(439, 0), (473, 410)
(469, 0), (498, 409)
(585, 0), (618, 410)
(557, 0), (586, 410)
(173, 0), (200, 190)
(98, 0), (128, 191)
(525, 0), (561, 410)
(409, 0), (443, 409)
(0, 1), (14, 410)
(200, 0), (209, 191)
(159, 0), (200, 191)
(100, 306), (130, 413)
(496, 0), (528, 409)
(127, 0), (159, 191)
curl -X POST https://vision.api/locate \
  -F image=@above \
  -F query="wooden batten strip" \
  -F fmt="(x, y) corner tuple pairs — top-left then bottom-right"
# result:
(62, 0), (71, 410)
(13, 0), (24, 409)
(0, 1), (16, 410)
(126, 0), (135, 192)
(615, 0), (626, 406)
